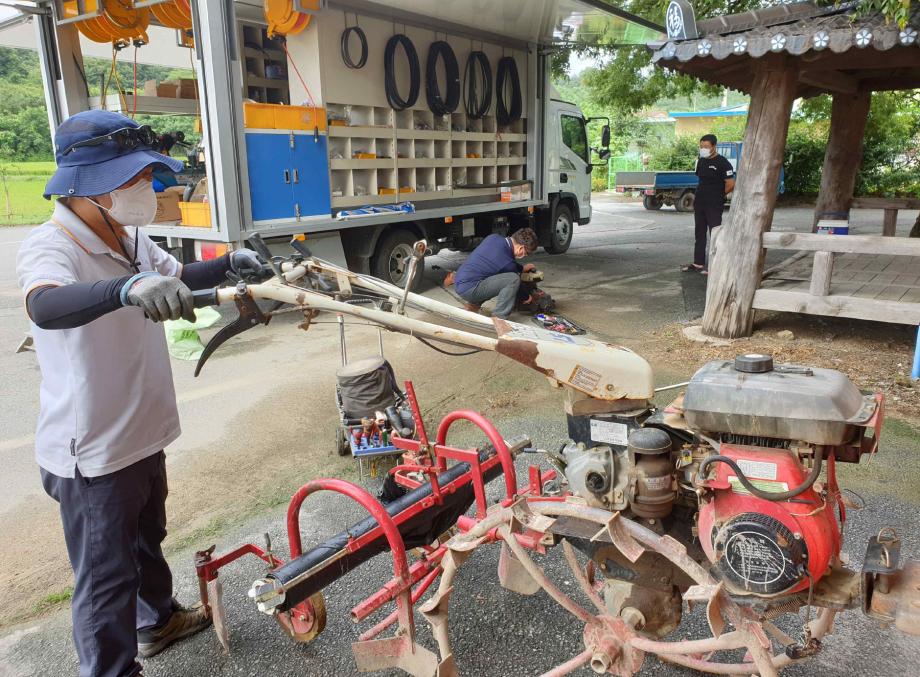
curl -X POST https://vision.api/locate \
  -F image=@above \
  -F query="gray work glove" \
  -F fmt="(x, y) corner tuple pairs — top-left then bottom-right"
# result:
(229, 248), (265, 278)
(123, 273), (196, 323)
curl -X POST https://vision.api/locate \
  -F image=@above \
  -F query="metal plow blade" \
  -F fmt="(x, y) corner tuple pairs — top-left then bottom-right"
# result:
(352, 635), (440, 677)
(207, 577), (230, 653)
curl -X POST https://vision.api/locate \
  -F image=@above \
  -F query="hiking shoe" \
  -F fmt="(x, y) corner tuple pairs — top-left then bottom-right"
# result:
(463, 302), (481, 313)
(137, 599), (211, 658)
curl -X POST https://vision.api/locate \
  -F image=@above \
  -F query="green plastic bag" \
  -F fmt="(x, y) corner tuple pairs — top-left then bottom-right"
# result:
(163, 306), (222, 361)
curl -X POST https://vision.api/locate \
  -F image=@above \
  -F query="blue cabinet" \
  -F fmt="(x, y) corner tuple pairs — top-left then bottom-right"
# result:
(246, 131), (331, 223)
(291, 133), (331, 219)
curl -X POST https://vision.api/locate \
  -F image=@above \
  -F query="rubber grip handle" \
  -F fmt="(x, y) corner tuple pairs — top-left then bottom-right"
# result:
(193, 288), (219, 308)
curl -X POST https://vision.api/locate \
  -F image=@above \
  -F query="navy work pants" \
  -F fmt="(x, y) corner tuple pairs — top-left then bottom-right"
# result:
(693, 191), (724, 267)
(41, 451), (173, 677)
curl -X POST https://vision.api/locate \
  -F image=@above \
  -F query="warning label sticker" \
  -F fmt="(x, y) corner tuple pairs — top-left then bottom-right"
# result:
(644, 475), (672, 491)
(728, 477), (789, 495)
(735, 458), (778, 481)
(590, 419), (629, 446)
(569, 365), (601, 392)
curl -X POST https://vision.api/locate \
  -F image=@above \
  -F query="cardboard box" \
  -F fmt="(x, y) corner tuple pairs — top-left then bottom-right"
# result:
(157, 82), (178, 97)
(153, 187), (184, 223)
(176, 78), (197, 99)
(143, 79), (158, 96)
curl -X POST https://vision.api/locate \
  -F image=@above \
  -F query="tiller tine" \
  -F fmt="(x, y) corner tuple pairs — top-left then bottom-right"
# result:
(207, 577), (231, 653)
(497, 541), (540, 595)
(351, 635), (440, 677)
(194, 289), (270, 376)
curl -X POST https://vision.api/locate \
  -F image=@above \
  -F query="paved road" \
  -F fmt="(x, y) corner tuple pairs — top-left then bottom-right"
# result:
(1, 198), (918, 676)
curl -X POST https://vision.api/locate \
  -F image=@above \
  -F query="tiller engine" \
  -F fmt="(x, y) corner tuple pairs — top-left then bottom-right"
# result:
(190, 236), (918, 676)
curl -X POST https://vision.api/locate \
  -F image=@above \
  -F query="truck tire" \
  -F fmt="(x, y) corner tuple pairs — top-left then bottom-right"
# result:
(545, 203), (574, 254)
(675, 190), (695, 212)
(371, 228), (422, 289)
(642, 194), (664, 210)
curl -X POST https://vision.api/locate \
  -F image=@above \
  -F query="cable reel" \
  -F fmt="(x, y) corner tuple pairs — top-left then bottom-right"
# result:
(264, 0), (318, 38)
(148, 0), (192, 30)
(63, 0), (150, 45)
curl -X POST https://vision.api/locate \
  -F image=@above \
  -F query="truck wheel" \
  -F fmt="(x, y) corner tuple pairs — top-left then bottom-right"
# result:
(642, 194), (664, 211)
(545, 203), (574, 254)
(675, 191), (695, 212)
(371, 229), (421, 289)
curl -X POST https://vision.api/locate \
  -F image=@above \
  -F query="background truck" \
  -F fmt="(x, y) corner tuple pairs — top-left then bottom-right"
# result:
(613, 141), (742, 212)
(28, 0), (663, 285)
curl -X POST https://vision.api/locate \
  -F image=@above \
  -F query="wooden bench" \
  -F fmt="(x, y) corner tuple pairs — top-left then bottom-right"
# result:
(753, 232), (920, 324)
(850, 197), (920, 237)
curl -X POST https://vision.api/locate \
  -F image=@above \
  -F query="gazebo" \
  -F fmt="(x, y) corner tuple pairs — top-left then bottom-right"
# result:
(650, 0), (920, 339)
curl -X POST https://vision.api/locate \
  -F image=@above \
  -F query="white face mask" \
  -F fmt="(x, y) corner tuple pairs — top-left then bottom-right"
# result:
(699, 148), (712, 159)
(91, 179), (157, 227)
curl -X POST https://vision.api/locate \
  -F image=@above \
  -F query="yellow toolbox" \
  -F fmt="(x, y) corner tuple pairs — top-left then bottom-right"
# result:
(178, 201), (212, 228)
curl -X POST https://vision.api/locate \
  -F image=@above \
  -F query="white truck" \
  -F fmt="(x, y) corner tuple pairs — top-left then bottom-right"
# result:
(27, 0), (663, 284)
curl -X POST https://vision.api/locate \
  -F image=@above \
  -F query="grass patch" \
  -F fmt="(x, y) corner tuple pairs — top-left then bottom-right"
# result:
(32, 587), (73, 614)
(2, 161), (56, 176)
(0, 174), (53, 226)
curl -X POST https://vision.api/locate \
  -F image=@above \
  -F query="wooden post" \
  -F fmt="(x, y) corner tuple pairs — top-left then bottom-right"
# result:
(809, 251), (834, 296)
(812, 90), (872, 230)
(882, 208), (898, 236)
(701, 59), (798, 338)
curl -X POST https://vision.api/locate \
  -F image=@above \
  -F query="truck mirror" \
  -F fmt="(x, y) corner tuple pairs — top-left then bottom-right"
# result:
(601, 124), (610, 148)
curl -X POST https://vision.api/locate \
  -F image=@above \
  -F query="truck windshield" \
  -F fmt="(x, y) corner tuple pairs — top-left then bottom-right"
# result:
(561, 114), (588, 164)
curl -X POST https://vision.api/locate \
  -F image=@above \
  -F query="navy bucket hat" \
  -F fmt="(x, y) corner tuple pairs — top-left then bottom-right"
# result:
(44, 110), (184, 199)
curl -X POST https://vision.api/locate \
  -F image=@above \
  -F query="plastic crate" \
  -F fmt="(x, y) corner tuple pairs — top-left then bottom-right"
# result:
(178, 201), (212, 228)
(274, 105), (326, 131)
(243, 102), (276, 129)
(243, 102), (326, 130)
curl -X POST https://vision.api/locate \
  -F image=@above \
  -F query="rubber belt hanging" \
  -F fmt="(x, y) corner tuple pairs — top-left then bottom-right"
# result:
(463, 50), (491, 119)
(425, 40), (460, 116)
(341, 14), (367, 69)
(384, 34), (420, 111)
(496, 55), (522, 127)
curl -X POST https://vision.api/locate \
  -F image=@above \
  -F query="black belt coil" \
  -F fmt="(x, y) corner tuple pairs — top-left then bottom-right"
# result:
(341, 25), (368, 69)
(425, 40), (460, 116)
(463, 51), (492, 119)
(384, 34), (421, 110)
(496, 55), (522, 127)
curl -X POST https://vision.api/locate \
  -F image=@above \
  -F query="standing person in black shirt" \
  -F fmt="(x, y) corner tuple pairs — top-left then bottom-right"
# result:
(681, 134), (735, 275)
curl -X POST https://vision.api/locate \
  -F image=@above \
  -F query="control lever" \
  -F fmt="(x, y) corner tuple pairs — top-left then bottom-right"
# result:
(289, 235), (335, 292)
(397, 239), (427, 315)
(194, 282), (270, 377)
(289, 234), (313, 258)
(248, 232), (284, 281)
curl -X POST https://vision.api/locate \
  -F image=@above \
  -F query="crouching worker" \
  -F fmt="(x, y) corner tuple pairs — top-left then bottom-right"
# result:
(453, 228), (538, 319)
(16, 111), (266, 677)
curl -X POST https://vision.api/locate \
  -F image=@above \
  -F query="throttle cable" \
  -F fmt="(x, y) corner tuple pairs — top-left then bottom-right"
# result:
(425, 40), (460, 116)
(496, 55), (522, 127)
(463, 50), (492, 119)
(341, 22), (368, 69)
(384, 34), (420, 110)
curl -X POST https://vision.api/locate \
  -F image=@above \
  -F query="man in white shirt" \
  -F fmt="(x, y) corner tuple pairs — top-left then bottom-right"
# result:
(17, 110), (263, 677)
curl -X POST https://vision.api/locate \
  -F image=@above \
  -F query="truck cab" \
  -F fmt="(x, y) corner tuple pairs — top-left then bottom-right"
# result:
(543, 99), (593, 252)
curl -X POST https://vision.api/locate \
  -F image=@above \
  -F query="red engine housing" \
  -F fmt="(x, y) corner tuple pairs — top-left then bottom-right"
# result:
(698, 444), (841, 597)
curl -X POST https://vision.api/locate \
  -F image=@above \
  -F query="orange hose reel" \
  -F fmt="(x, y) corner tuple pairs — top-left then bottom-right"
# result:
(149, 0), (192, 30)
(263, 0), (319, 37)
(63, 0), (150, 44)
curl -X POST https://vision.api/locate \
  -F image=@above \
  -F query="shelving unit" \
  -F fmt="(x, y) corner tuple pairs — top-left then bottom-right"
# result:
(240, 23), (289, 104)
(326, 103), (528, 209)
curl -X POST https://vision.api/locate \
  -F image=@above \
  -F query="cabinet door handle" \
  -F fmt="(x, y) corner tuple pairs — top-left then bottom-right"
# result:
(284, 169), (291, 183)
(292, 169), (300, 184)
